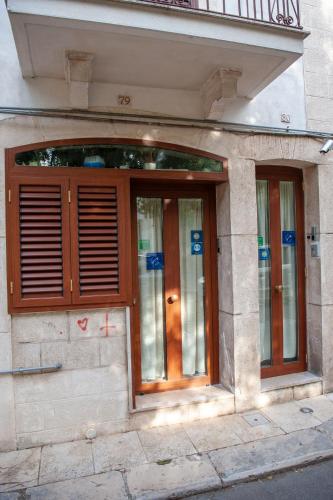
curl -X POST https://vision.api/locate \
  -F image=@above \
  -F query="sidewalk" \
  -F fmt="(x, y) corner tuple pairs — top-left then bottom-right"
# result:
(1, 394), (333, 499)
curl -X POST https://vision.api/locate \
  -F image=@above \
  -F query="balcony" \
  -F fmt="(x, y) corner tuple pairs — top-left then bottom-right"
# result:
(141, 0), (302, 29)
(7, 0), (307, 118)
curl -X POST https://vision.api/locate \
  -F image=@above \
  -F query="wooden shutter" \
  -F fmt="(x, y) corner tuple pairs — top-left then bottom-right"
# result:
(70, 177), (130, 305)
(9, 177), (71, 309)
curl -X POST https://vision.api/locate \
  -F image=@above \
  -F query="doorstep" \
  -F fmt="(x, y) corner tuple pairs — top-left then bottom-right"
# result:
(259, 371), (323, 407)
(129, 385), (235, 430)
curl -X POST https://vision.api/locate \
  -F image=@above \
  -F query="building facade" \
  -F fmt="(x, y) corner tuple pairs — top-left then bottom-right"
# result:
(0, 0), (333, 452)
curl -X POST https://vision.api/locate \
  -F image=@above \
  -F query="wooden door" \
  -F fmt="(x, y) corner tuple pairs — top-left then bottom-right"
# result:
(132, 184), (218, 394)
(256, 167), (306, 378)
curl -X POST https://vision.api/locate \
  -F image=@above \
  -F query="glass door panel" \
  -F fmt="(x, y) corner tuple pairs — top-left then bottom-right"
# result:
(178, 199), (206, 377)
(280, 181), (298, 361)
(133, 186), (217, 393)
(256, 180), (272, 366)
(136, 197), (166, 382)
(256, 168), (306, 378)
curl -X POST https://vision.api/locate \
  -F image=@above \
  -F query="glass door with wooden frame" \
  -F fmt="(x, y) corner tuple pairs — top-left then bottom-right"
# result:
(256, 166), (306, 378)
(132, 184), (218, 394)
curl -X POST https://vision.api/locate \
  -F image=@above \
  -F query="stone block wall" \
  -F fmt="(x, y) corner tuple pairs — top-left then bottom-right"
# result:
(11, 309), (130, 449)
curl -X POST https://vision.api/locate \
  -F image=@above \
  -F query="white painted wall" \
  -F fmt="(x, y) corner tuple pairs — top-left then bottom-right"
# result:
(302, 0), (333, 132)
(0, 0), (307, 128)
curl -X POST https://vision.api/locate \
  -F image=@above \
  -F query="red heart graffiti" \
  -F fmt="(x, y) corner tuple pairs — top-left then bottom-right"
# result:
(77, 318), (88, 332)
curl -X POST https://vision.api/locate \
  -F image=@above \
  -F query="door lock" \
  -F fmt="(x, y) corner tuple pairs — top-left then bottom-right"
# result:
(167, 294), (179, 304)
(274, 285), (283, 293)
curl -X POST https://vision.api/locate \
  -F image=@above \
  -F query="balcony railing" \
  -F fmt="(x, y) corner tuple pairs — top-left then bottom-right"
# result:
(143, 0), (302, 28)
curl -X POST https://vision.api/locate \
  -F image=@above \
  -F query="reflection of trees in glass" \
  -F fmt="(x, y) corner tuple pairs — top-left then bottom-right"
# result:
(15, 145), (222, 172)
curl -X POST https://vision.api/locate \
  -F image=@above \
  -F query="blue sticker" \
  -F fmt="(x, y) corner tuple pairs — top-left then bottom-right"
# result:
(146, 252), (164, 270)
(282, 230), (296, 246)
(191, 230), (203, 243)
(191, 242), (203, 255)
(259, 247), (271, 261)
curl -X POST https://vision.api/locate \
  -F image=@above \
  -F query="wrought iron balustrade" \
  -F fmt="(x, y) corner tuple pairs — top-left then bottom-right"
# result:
(142, 0), (302, 28)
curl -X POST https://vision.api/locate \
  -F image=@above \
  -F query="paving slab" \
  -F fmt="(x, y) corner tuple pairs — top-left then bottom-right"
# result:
(261, 401), (322, 433)
(0, 493), (21, 500)
(126, 454), (221, 500)
(228, 414), (285, 443)
(184, 417), (242, 453)
(209, 427), (333, 486)
(26, 471), (128, 500)
(39, 440), (94, 485)
(0, 448), (41, 492)
(294, 396), (333, 422)
(92, 431), (146, 473)
(138, 424), (196, 462)
(316, 418), (333, 439)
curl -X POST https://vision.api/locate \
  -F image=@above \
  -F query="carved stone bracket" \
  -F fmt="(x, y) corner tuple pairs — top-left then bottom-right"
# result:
(201, 68), (242, 119)
(65, 51), (94, 109)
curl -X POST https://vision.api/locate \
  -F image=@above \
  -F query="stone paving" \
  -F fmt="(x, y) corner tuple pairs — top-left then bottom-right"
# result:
(2, 395), (333, 499)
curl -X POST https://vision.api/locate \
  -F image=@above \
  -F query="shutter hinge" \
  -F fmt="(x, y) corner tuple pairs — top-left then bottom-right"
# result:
(10, 281), (13, 295)
(305, 267), (308, 278)
(68, 190), (71, 203)
(302, 182), (305, 191)
(8, 189), (11, 204)
(70, 279), (73, 292)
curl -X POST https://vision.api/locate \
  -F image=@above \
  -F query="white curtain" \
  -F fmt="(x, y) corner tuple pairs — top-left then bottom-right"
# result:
(256, 180), (272, 364)
(178, 199), (206, 376)
(280, 182), (298, 360)
(137, 198), (165, 382)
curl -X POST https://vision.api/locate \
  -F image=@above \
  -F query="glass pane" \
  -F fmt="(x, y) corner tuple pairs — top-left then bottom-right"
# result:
(136, 197), (166, 382)
(178, 199), (206, 377)
(256, 180), (272, 366)
(280, 181), (298, 361)
(15, 145), (223, 172)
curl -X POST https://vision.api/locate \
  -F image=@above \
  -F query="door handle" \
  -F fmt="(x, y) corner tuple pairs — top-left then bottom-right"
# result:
(274, 285), (283, 293)
(167, 294), (179, 304)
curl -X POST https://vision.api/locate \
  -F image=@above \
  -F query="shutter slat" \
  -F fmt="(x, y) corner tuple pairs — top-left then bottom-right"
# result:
(77, 185), (120, 296)
(79, 249), (119, 256)
(79, 236), (118, 242)
(19, 184), (64, 299)
(80, 269), (118, 277)
(80, 284), (118, 291)
(79, 201), (117, 207)
(22, 286), (63, 294)
(79, 256), (119, 263)
(78, 193), (116, 200)
(20, 192), (61, 199)
(79, 242), (118, 249)
(23, 272), (63, 279)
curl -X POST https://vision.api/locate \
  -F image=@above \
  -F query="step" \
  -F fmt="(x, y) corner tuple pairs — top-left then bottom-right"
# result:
(259, 372), (323, 407)
(129, 385), (235, 430)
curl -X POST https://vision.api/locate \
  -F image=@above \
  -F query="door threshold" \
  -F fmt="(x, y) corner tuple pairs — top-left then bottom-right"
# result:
(131, 384), (233, 414)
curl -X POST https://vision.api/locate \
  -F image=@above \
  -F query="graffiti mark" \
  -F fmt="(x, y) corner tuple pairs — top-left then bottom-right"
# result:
(99, 313), (116, 337)
(77, 317), (89, 332)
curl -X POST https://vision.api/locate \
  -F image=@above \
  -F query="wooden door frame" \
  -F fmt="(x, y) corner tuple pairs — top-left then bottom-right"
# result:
(131, 181), (219, 394)
(256, 166), (307, 378)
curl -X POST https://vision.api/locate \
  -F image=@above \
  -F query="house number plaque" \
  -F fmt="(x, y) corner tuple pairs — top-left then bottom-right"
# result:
(118, 95), (132, 105)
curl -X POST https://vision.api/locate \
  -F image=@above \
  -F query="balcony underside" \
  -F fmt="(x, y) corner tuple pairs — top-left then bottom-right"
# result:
(7, 0), (307, 110)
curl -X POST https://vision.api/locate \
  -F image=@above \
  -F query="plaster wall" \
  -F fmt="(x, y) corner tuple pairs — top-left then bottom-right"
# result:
(302, 0), (333, 131)
(0, 1), (307, 128)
